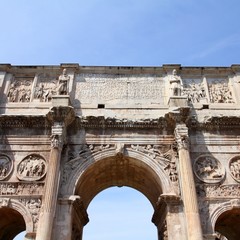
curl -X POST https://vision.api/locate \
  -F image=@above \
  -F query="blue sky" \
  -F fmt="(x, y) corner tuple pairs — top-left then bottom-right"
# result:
(1, 0), (240, 67)
(3, 0), (238, 239)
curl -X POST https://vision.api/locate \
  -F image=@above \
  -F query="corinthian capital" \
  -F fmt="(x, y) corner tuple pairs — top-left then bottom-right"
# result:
(174, 124), (189, 150)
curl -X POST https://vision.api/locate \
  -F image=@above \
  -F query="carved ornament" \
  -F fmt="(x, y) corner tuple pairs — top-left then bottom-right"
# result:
(0, 116), (51, 129)
(194, 155), (225, 183)
(0, 155), (13, 180)
(17, 154), (47, 181)
(129, 144), (178, 183)
(229, 156), (240, 182)
(19, 198), (42, 227)
(77, 116), (167, 129)
(0, 182), (44, 196)
(209, 82), (234, 103)
(196, 184), (240, 198)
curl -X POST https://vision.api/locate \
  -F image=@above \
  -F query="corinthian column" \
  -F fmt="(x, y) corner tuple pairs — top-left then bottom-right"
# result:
(175, 124), (203, 240)
(36, 105), (75, 240)
(36, 122), (65, 240)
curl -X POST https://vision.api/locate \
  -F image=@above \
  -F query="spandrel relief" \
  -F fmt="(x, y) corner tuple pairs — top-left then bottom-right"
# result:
(182, 79), (207, 103)
(17, 154), (47, 181)
(229, 156), (240, 182)
(0, 155), (13, 180)
(194, 155), (225, 183)
(208, 79), (234, 103)
(7, 76), (33, 103)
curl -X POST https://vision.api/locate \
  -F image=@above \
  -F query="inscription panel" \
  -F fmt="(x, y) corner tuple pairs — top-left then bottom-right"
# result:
(74, 74), (166, 106)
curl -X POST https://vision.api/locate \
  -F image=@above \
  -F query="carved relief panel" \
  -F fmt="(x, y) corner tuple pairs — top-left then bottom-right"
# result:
(229, 156), (240, 182)
(17, 154), (47, 181)
(208, 78), (234, 103)
(34, 73), (57, 102)
(7, 74), (34, 103)
(0, 155), (13, 180)
(194, 155), (225, 183)
(182, 78), (207, 103)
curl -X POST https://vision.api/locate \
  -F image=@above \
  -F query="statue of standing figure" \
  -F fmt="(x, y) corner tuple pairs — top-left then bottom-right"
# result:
(57, 68), (70, 95)
(169, 69), (183, 96)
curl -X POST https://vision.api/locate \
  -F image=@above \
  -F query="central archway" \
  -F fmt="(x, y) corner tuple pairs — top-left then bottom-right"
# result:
(83, 186), (157, 240)
(68, 147), (174, 240)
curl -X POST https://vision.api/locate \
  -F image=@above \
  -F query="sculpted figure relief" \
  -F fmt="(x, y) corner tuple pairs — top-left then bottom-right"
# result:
(17, 154), (47, 181)
(183, 82), (206, 103)
(7, 80), (32, 103)
(169, 69), (183, 96)
(194, 155), (224, 183)
(0, 155), (13, 180)
(229, 156), (240, 182)
(209, 82), (234, 103)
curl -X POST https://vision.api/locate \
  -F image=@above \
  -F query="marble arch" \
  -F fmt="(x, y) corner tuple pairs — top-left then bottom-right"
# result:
(1, 64), (240, 240)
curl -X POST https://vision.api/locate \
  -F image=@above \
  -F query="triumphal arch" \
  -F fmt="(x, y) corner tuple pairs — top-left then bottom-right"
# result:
(0, 63), (240, 240)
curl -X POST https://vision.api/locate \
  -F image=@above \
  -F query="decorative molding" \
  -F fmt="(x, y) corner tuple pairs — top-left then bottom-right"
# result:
(77, 116), (167, 129)
(0, 116), (51, 129)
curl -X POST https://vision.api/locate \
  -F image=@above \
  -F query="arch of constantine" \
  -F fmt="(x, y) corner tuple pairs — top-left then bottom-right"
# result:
(0, 63), (240, 240)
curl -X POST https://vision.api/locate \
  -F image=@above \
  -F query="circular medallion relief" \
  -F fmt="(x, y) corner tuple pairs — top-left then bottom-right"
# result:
(0, 155), (13, 180)
(194, 155), (225, 183)
(229, 156), (240, 183)
(17, 154), (47, 181)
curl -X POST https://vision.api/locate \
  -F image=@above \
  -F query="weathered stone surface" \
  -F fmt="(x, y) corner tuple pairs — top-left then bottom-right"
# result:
(0, 64), (240, 239)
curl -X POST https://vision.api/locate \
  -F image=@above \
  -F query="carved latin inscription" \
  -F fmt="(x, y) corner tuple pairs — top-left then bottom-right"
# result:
(0, 155), (13, 180)
(17, 154), (47, 181)
(75, 74), (165, 104)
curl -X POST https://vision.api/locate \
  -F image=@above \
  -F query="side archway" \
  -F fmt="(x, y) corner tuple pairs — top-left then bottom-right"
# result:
(210, 200), (240, 240)
(0, 199), (34, 239)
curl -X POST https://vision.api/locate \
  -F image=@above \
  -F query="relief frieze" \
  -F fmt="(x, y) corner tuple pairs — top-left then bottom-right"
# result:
(0, 155), (13, 180)
(196, 184), (240, 198)
(0, 182), (44, 196)
(17, 154), (47, 181)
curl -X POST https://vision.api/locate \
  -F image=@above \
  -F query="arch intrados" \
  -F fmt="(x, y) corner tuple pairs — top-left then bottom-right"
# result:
(74, 152), (169, 209)
(0, 207), (25, 240)
(215, 208), (240, 240)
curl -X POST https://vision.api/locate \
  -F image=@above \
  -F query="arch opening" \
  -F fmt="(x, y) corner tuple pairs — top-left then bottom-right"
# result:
(215, 208), (240, 240)
(71, 154), (169, 240)
(83, 186), (157, 240)
(0, 207), (26, 240)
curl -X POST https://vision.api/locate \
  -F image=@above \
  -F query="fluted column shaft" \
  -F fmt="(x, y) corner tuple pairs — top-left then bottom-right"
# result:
(36, 122), (65, 240)
(175, 124), (203, 240)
